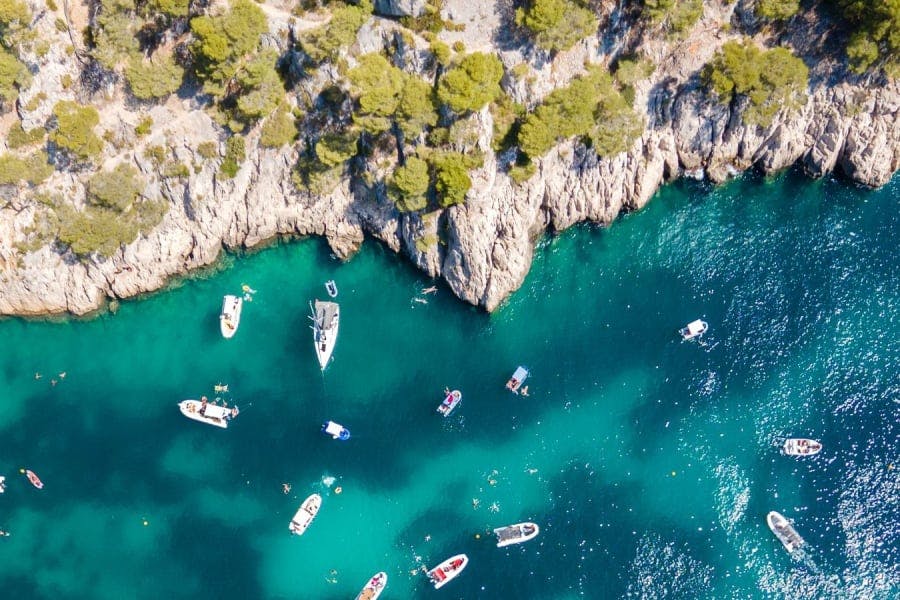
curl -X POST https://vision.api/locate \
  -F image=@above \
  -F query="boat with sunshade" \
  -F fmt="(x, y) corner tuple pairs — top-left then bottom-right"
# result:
(506, 366), (529, 393)
(783, 438), (822, 456)
(178, 398), (239, 429)
(289, 493), (322, 536)
(427, 554), (468, 589)
(219, 295), (242, 338)
(767, 511), (804, 553)
(310, 300), (340, 370)
(436, 389), (462, 417)
(322, 420), (351, 440)
(355, 572), (387, 600)
(494, 522), (540, 547)
(679, 319), (708, 340)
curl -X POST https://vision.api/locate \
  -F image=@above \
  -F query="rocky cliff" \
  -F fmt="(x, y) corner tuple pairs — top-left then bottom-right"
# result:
(0, 0), (897, 316)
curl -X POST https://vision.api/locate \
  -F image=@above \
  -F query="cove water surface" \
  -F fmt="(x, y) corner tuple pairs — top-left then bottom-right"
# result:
(0, 172), (897, 599)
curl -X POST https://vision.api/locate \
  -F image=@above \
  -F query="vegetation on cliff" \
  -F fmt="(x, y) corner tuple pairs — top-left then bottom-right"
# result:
(0, 0), (31, 108)
(515, 0), (598, 53)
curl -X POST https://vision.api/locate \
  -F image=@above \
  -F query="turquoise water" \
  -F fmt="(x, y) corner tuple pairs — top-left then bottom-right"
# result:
(0, 171), (897, 599)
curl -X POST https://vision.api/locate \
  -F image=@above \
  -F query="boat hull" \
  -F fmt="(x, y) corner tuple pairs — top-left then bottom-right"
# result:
(494, 522), (540, 547)
(437, 390), (462, 416)
(179, 399), (237, 429)
(427, 554), (468, 589)
(289, 494), (322, 536)
(767, 511), (804, 553)
(312, 300), (339, 370)
(679, 319), (708, 340)
(355, 572), (387, 600)
(783, 438), (822, 456)
(26, 470), (43, 489)
(220, 295), (242, 339)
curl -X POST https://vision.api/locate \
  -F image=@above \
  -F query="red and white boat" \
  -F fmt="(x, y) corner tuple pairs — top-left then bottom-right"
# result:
(25, 469), (43, 489)
(427, 554), (468, 589)
(355, 571), (387, 600)
(783, 438), (822, 456)
(436, 390), (462, 417)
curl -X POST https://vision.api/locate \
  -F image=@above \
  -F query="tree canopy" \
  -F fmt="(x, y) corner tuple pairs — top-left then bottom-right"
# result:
(388, 156), (429, 212)
(437, 52), (504, 114)
(829, 0), (900, 76)
(703, 40), (809, 127)
(51, 101), (104, 163)
(515, 0), (598, 53)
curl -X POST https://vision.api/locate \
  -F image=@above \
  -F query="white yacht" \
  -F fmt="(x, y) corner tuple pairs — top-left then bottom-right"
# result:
(178, 398), (239, 429)
(493, 522), (540, 547)
(767, 511), (804, 553)
(436, 389), (462, 417)
(311, 300), (340, 370)
(355, 572), (387, 600)
(289, 493), (322, 536)
(783, 438), (822, 456)
(427, 554), (468, 589)
(679, 319), (708, 340)
(220, 295), (242, 338)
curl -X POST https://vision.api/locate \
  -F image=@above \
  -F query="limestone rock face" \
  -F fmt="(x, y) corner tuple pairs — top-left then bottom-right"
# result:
(373, 0), (428, 18)
(0, 0), (898, 317)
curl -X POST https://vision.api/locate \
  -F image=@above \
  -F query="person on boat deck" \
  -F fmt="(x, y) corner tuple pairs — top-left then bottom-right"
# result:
(200, 396), (208, 415)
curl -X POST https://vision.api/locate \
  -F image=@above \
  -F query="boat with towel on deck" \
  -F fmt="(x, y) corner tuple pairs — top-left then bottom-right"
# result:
(437, 389), (462, 417)
(427, 554), (468, 589)
(767, 511), (804, 553)
(493, 522), (540, 547)
(178, 398), (239, 429)
(219, 295), (242, 338)
(289, 493), (322, 536)
(505, 366), (529, 394)
(310, 300), (340, 370)
(322, 420), (351, 440)
(355, 572), (387, 600)
(25, 469), (43, 489)
(783, 438), (822, 456)
(679, 319), (708, 340)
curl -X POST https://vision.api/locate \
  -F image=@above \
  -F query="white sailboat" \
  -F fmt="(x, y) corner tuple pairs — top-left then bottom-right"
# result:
(311, 300), (340, 370)
(220, 295), (242, 338)
(289, 493), (322, 536)
(179, 398), (239, 429)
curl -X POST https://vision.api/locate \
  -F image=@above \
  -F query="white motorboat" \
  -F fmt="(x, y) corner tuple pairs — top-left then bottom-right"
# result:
(767, 511), (804, 553)
(506, 366), (529, 393)
(427, 554), (468, 589)
(325, 280), (338, 298)
(220, 295), (242, 338)
(322, 420), (351, 440)
(783, 438), (822, 456)
(0, 475), (6, 494)
(355, 572), (387, 600)
(289, 493), (322, 536)
(679, 319), (708, 340)
(311, 300), (340, 370)
(493, 522), (540, 547)
(436, 389), (462, 417)
(179, 398), (239, 429)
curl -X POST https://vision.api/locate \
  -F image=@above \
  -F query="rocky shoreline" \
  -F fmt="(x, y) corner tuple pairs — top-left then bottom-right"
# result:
(0, 0), (897, 316)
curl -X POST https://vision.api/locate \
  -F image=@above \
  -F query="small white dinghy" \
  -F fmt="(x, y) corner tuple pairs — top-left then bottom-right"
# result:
(427, 554), (468, 590)
(436, 389), (462, 417)
(494, 522), (540, 547)
(355, 571), (387, 600)
(325, 280), (338, 298)
(289, 493), (322, 536)
(179, 398), (239, 429)
(322, 420), (351, 440)
(220, 295), (242, 338)
(767, 511), (804, 553)
(505, 366), (529, 394)
(783, 438), (822, 456)
(0, 475), (6, 494)
(679, 319), (708, 340)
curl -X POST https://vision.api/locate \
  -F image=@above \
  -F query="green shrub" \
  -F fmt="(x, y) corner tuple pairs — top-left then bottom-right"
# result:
(703, 40), (808, 127)
(615, 58), (655, 86)
(437, 52), (504, 114)
(400, 0), (445, 34)
(348, 53), (405, 134)
(508, 159), (536, 184)
(87, 163), (145, 211)
(491, 93), (524, 153)
(831, 0), (900, 76)
(135, 115), (153, 136)
(7, 123), (45, 148)
(191, 0), (269, 95)
(515, 0), (598, 53)
(429, 39), (451, 65)
(148, 0), (189, 18)
(430, 152), (470, 207)
(315, 131), (358, 167)
(301, 0), (372, 63)
(388, 156), (429, 211)
(397, 76), (437, 140)
(50, 101), (103, 162)
(0, 151), (53, 185)
(259, 106), (297, 148)
(91, 0), (140, 70)
(197, 141), (219, 159)
(125, 53), (185, 100)
(46, 0), (57, 10)
(57, 198), (167, 257)
(643, 0), (702, 35)
(757, 0), (799, 21)
(143, 144), (165, 166)
(0, 47), (30, 107)
(0, 0), (30, 39)
(234, 49), (285, 124)
(219, 135), (245, 178)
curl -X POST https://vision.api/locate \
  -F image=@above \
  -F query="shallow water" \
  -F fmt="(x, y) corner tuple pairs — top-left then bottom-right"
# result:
(0, 171), (897, 599)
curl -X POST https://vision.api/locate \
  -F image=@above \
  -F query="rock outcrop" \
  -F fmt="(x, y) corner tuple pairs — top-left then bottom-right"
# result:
(0, 0), (897, 316)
